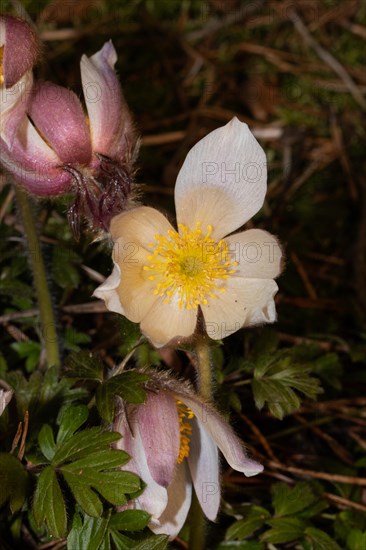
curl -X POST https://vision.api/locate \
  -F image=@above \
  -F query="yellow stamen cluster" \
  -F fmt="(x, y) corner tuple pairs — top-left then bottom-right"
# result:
(176, 400), (194, 464)
(143, 223), (237, 310)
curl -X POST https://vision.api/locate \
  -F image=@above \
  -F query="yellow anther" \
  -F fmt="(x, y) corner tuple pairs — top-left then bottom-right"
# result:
(176, 401), (195, 464)
(143, 223), (237, 309)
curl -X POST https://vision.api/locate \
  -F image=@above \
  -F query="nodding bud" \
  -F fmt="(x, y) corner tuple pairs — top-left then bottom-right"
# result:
(0, 15), (39, 88)
(0, 36), (138, 234)
(0, 15), (39, 147)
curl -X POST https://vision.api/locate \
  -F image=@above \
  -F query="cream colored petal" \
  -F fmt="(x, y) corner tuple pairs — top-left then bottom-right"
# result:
(114, 411), (168, 521)
(0, 70), (33, 145)
(201, 278), (278, 340)
(225, 229), (283, 279)
(93, 263), (124, 315)
(175, 118), (267, 239)
(179, 395), (263, 478)
(150, 462), (192, 540)
(113, 241), (158, 323)
(140, 296), (198, 348)
(0, 389), (13, 416)
(188, 418), (220, 521)
(110, 206), (174, 249)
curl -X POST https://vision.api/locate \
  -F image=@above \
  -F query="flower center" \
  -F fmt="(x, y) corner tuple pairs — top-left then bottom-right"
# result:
(176, 400), (194, 464)
(144, 223), (237, 310)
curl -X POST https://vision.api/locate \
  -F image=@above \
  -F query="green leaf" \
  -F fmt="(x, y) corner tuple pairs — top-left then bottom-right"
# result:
(261, 517), (307, 544)
(226, 506), (270, 540)
(33, 466), (67, 538)
(272, 482), (318, 517)
(96, 372), (148, 422)
(38, 424), (56, 461)
(305, 527), (342, 549)
(0, 453), (28, 512)
(132, 534), (169, 550)
(81, 470), (140, 504)
(11, 341), (41, 372)
(347, 529), (366, 550)
(64, 350), (104, 382)
(67, 514), (108, 550)
(218, 543), (264, 550)
(109, 510), (151, 531)
(62, 471), (103, 517)
(311, 353), (343, 390)
(96, 381), (116, 423)
(56, 404), (89, 445)
(252, 358), (322, 419)
(110, 530), (135, 550)
(52, 246), (81, 289)
(62, 449), (129, 471)
(64, 327), (91, 352)
(52, 427), (120, 465)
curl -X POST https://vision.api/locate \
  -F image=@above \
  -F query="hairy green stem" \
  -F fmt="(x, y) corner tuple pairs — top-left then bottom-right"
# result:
(188, 335), (212, 549)
(15, 188), (61, 369)
(195, 335), (212, 400)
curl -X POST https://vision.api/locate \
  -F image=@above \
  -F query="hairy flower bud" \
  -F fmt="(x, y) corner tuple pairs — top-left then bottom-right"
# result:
(113, 370), (263, 539)
(1, 39), (137, 234)
(0, 15), (38, 144)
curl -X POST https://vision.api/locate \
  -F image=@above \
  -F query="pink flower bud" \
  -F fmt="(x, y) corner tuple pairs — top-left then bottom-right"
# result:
(0, 15), (39, 146)
(1, 38), (137, 233)
(0, 15), (39, 88)
(113, 370), (263, 540)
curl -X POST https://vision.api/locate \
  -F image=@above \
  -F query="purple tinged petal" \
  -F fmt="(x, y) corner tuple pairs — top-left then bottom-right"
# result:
(28, 81), (92, 165)
(137, 391), (180, 487)
(0, 117), (72, 196)
(113, 408), (168, 521)
(1, 69), (33, 146)
(178, 394), (264, 477)
(1, 15), (39, 88)
(187, 418), (220, 521)
(150, 461), (192, 540)
(80, 40), (134, 159)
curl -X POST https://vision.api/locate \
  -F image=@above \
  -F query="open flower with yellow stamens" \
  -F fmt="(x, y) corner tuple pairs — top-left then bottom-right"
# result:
(94, 118), (282, 347)
(115, 372), (262, 539)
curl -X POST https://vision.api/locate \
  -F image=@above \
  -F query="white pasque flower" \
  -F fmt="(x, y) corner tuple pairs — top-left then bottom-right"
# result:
(94, 118), (282, 348)
(115, 378), (263, 539)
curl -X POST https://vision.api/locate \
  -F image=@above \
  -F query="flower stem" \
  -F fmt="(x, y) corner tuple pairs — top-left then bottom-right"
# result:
(15, 188), (61, 369)
(188, 334), (212, 549)
(195, 334), (212, 400)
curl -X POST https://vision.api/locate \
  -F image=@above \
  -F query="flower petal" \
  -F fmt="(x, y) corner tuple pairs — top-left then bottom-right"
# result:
(95, 208), (172, 323)
(80, 40), (134, 159)
(175, 118), (267, 239)
(92, 263), (124, 315)
(28, 81), (92, 165)
(110, 206), (174, 249)
(140, 296), (198, 348)
(179, 395), (263, 477)
(0, 117), (72, 195)
(0, 69), (33, 146)
(188, 418), (220, 521)
(114, 410), (168, 521)
(225, 229), (283, 279)
(1, 15), (38, 88)
(137, 391), (180, 487)
(0, 388), (13, 416)
(201, 278), (278, 340)
(150, 461), (192, 540)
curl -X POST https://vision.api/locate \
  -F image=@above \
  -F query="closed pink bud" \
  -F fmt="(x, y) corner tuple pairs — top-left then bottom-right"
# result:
(0, 15), (39, 88)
